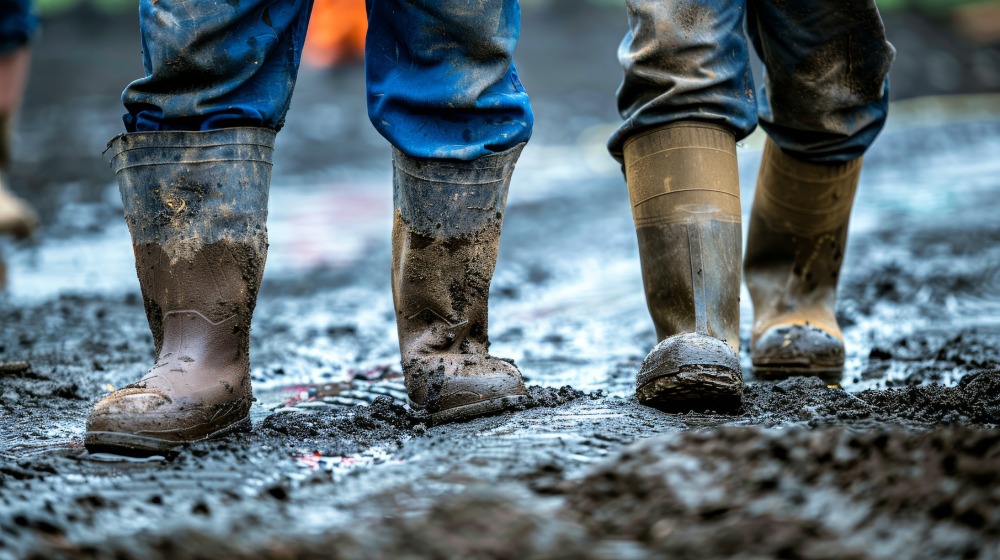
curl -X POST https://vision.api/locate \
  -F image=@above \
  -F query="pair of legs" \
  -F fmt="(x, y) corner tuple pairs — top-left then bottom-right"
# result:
(86, 0), (533, 454)
(611, 0), (895, 409)
(0, 0), (39, 288)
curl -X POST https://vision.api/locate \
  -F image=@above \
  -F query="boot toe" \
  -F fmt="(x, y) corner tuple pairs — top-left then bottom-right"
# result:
(410, 356), (527, 424)
(636, 333), (742, 412)
(437, 361), (526, 408)
(751, 324), (844, 382)
(87, 387), (173, 429)
(85, 387), (250, 455)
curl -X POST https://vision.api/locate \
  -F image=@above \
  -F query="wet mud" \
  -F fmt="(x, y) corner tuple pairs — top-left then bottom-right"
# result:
(3, 5), (1000, 560)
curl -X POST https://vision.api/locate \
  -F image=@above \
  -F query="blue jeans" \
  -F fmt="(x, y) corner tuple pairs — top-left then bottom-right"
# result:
(609, 0), (895, 164)
(0, 0), (36, 54)
(122, 0), (533, 160)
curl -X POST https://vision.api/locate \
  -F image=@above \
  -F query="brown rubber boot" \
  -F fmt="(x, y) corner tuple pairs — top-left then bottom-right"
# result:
(624, 123), (743, 412)
(744, 139), (861, 383)
(85, 128), (274, 455)
(392, 144), (528, 425)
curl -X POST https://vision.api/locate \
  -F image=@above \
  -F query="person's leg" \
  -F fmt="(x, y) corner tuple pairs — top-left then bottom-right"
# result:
(609, 0), (754, 412)
(366, 0), (533, 423)
(743, 0), (894, 381)
(0, 0), (40, 288)
(122, 0), (312, 132)
(86, 0), (312, 455)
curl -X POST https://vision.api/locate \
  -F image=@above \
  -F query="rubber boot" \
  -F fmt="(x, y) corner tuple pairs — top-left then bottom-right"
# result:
(623, 123), (743, 412)
(744, 139), (860, 382)
(392, 144), (528, 424)
(85, 128), (274, 455)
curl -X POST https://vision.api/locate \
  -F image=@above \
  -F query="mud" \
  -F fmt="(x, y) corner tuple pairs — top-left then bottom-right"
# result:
(2, 5), (1000, 560)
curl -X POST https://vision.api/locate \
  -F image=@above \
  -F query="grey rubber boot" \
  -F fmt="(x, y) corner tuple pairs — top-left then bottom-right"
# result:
(392, 144), (528, 425)
(85, 128), (274, 455)
(744, 139), (861, 383)
(623, 122), (743, 412)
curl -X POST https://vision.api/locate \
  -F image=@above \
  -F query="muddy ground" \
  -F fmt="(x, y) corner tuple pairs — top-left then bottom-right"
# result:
(2, 5), (1000, 560)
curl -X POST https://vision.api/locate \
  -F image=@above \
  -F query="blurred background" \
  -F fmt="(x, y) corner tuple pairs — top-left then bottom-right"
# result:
(3, 0), (1000, 310)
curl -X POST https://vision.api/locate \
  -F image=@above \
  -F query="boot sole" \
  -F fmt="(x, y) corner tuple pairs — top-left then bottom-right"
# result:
(84, 417), (251, 457)
(413, 394), (529, 426)
(637, 364), (743, 413)
(753, 363), (843, 384)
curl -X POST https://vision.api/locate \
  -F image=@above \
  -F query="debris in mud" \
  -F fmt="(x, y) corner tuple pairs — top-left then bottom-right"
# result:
(260, 395), (415, 456)
(742, 370), (1000, 427)
(0, 361), (31, 375)
(519, 385), (594, 408)
(567, 426), (1000, 559)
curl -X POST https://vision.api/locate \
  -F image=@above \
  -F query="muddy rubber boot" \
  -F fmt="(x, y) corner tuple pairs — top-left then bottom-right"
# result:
(392, 145), (528, 425)
(85, 128), (274, 455)
(624, 123), (743, 412)
(0, 111), (38, 241)
(744, 139), (861, 383)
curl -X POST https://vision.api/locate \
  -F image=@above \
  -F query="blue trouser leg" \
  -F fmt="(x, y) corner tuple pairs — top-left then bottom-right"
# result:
(122, 0), (532, 159)
(122, 0), (314, 132)
(0, 0), (36, 55)
(609, 0), (894, 164)
(365, 0), (533, 160)
(746, 0), (894, 163)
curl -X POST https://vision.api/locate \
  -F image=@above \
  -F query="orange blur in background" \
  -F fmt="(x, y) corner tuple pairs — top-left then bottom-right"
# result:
(304, 0), (368, 68)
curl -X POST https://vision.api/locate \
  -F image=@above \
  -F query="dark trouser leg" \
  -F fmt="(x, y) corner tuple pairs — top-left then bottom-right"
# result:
(744, 0), (894, 381)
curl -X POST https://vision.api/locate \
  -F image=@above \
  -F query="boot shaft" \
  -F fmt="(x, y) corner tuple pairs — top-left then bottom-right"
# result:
(106, 128), (275, 352)
(391, 145), (523, 354)
(744, 139), (861, 325)
(624, 123), (742, 351)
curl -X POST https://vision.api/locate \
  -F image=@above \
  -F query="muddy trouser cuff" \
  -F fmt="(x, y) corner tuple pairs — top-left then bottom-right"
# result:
(106, 128), (275, 247)
(367, 0), (532, 160)
(392, 143), (525, 237)
(608, 0), (894, 165)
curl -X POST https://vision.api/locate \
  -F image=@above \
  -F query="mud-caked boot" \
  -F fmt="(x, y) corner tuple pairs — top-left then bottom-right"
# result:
(744, 140), (861, 383)
(392, 145), (528, 425)
(85, 128), (274, 455)
(0, 111), (38, 241)
(624, 123), (743, 412)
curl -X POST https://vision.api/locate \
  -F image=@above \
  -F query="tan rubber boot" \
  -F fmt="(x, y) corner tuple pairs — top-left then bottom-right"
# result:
(85, 128), (274, 455)
(624, 122), (743, 412)
(744, 139), (861, 382)
(392, 145), (528, 425)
